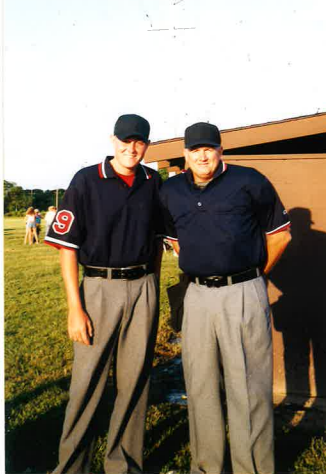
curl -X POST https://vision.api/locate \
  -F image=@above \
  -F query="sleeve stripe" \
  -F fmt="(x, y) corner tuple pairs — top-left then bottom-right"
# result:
(44, 240), (61, 249)
(165, 235), (179, 241)
(265, 221), (291, 235)
(44, 236), (80, 249)
(44, 241), (75, 251)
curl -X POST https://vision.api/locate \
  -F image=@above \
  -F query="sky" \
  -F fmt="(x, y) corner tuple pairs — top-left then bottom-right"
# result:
(3, 0), (326, 190)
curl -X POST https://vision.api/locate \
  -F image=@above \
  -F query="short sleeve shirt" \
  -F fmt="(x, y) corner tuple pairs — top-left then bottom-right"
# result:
(45, 157), (162, 267)
(160, 161), (290, 276)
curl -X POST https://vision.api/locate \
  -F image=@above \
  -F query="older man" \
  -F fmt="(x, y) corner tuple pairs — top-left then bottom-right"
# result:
(45, 114), (162, 474)
(160, 122), (291, 474)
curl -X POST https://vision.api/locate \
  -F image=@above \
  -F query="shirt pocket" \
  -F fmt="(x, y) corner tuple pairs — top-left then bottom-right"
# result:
(212, 202), (249, 215)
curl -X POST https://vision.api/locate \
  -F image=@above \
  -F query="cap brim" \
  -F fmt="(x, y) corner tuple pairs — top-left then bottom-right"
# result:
(116, 132), (148, 143)
(186, 140), (221, 149)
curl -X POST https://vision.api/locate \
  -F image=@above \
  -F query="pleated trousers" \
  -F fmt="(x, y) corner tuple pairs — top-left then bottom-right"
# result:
(52, 273), (159, 474)
(182, 276), (274, 474)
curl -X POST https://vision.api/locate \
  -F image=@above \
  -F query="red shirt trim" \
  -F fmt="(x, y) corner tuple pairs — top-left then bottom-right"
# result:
(44, 240), (76, 251)
(98, 163), (104, 179)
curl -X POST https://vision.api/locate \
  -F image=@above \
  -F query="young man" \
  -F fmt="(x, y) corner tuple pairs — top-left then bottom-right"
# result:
(45, 114), (162, 474)
(160, 122), (291, 474)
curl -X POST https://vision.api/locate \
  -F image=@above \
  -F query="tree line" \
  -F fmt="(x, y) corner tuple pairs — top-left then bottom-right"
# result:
(4, 180), (66, 215)
(4, 167), (168, 216)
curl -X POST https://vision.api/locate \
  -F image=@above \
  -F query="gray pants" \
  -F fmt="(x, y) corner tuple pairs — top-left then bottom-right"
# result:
(53, 273), (159, 474)
(182, 276), (274, 474)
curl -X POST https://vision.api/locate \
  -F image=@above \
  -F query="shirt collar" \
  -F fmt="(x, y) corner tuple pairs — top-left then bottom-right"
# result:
(98, 156), (151, 181)
(186, 159), (228, 185)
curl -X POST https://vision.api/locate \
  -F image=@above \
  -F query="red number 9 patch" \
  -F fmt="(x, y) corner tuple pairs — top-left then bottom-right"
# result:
(53, 210), (75, 235)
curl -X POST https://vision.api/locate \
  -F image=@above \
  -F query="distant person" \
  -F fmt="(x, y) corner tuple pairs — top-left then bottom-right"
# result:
(45, 114), (162, 474)
(34, 209), (42, 239)
(24, 207), (39, 245)
(160, 122), (291, 474)
(45, 206), (57, 235)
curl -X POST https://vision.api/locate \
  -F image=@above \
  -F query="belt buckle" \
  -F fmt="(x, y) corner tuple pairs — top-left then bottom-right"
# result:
(113, 265), (146, 280)
(205, 275), (223, 288)
(206, 275), (223, 284)
(120, 268), (129, 280)
(111, 268), (126, 280)
(209, 275), (223, 282)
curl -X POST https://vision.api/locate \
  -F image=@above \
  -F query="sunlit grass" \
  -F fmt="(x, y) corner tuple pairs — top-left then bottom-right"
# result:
(5, 217), (326, 474)
(4, 217), (185, 473)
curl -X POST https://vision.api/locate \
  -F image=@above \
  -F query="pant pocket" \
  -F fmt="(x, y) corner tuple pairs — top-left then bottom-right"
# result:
(251, 277), (269, 310)
(250, 277), (272, 333)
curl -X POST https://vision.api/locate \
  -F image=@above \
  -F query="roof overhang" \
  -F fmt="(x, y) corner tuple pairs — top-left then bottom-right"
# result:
(145, 112), (326, 163)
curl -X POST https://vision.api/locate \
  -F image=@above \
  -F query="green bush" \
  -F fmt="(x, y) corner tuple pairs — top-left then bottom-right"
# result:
(159, 168), (169, 182)
(5, 210), (26, 217)
(294, 432), (326, 474)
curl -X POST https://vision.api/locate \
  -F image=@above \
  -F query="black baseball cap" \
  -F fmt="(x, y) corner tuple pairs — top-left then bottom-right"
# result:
(185, 122), (221, 149)
(114, 114), (150, 143)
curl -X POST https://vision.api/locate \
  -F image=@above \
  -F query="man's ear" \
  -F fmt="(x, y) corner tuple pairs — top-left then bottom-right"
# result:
(110, 134), (116, 145)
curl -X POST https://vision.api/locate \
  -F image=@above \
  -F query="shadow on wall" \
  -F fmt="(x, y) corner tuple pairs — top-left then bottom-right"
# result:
(269, 207), (326, 399)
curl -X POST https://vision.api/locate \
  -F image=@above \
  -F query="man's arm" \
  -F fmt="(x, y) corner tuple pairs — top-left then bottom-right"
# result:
(60, 248), (93, 345)
(264, 229), (291, 274)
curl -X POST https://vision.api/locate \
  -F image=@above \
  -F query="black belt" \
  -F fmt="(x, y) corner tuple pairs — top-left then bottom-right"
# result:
(189, 268), (261, 288)
(84, 264), (151, 280)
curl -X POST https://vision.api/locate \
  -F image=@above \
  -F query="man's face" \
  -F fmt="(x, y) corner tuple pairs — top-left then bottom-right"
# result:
(184, 145), (223, 183)
(111, 136), (149, 175)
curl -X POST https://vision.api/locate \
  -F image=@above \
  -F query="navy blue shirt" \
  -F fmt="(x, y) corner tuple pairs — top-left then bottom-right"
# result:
(160, 160), (290, 276)
(45, 156), (162, 267)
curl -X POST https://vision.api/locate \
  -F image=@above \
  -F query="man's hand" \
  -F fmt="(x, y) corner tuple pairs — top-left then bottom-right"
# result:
(68, 308), (93, 346)
(60, 248), (93, 346)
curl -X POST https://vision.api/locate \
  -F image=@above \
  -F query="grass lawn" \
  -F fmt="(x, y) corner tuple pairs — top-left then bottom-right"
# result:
(4, 217), (326, 473)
